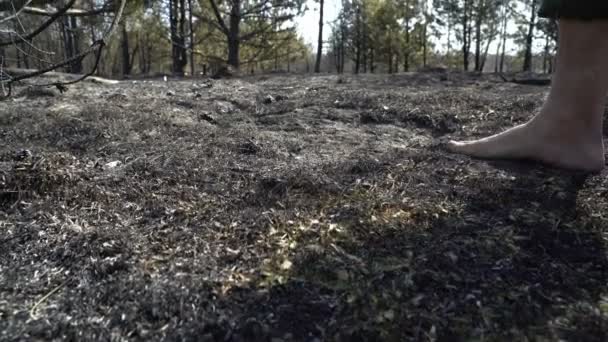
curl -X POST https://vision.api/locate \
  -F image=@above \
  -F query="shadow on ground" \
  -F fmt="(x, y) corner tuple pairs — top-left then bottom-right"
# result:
(222, 159), (608, 341)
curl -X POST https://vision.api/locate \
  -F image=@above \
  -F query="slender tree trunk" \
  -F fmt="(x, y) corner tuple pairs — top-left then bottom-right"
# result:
(474, 3), (482, 71)
(340, 21), (345, 73)
(523, 0), (537, 72)
(70, 16), (82, 73)
(479, 27), (495, 71)
(394, 53), (399, 73)
(362, 18), (368, 73)
(494, 32), (501, 73)
(542, 33), (549, 73)
(60, 17), (73, 72)
(179, 0), (187, 72)
(314, 0), (324, 73)
(499, 8), (507, 72)
(422, 21), (428, 68)
(355, 7), (361, 74)
(121, 21), (130, 76)
(403, 0), (410, 72)
(447, 15), (452, 67)
(188, 0), (195, 76)
(462, 0), (471, 71)
(139, 39), (147, 74)
(170, 0), (188, 74)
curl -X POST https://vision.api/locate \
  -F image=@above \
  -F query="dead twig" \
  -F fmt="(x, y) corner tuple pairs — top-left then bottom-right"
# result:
(29, 281), (66, 320)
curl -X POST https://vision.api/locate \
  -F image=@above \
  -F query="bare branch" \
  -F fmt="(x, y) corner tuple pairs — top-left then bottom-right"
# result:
(0, 0), (127, 99)
(0, 0), (77, 48)
(208, 0), (228, 34)
(22, 4), (111, 17)
(0, 0), (28, 12)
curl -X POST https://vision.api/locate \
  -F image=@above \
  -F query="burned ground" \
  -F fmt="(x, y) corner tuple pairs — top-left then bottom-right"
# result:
(1, 72), (607, 341)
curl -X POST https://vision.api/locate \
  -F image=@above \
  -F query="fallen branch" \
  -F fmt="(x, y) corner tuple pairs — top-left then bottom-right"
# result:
(0, 0), (126, 99)
(498, 73), (551, 86)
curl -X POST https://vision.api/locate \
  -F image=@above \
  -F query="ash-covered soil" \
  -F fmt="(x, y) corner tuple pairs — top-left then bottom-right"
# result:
(1, 72), (607, 341)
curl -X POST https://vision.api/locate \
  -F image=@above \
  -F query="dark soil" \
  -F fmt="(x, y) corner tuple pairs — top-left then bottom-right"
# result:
(1, 72), (607, 341)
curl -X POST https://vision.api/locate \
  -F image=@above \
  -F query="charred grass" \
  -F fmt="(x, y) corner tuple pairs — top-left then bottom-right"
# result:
(1, 73), (607, 341)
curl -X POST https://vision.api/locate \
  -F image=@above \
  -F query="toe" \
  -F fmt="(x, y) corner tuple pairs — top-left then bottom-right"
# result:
(446, 140), (468, 153)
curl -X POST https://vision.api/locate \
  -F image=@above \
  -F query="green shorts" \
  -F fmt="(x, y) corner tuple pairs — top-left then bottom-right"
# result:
(540, 0), (608, 19)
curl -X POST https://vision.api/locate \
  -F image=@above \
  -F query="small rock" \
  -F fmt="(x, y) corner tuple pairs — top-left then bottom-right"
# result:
(166, 91), (175, 96)
(105, 161), (121, 169)
(238, 140), (261, 154)
(199, 113), (217, 124)
(262, 95), (275, 104)
(14, 149), (32, 161)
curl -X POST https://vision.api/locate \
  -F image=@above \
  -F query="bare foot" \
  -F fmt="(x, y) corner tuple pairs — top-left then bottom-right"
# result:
(445, 19), (608, 173)
(447, 118), (605, 172)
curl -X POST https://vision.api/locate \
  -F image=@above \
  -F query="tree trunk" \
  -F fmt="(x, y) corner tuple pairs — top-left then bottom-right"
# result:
(499, 7), (507, 72)
(179, 0), (187, 73)
(139, 40), (147, 74)
(60, 18), (71, 72)
(403, 0), (410, 72)
(227, 0), (241, 68)
(447, 12), (452, 55)
(543, 35), (549, 74)
(170, 0), (188, 75)
(121, 21), (130, 76)
(314, 0), (324, 73)
(355, 7), (361, 74)
(462, 0), (471, 71)
(169, 0), (176, 70)
(422, 21), (428, 68)
(188, 0), (195, 76)
(474, 2), (483, 71)
(480, 26), (495, 71)
(394, 53), (399, 73)
(523, 0), (537, 72)
(370, 47), (374, 73)
(340, 21), (345, 73)
(70, 16), (82, 73)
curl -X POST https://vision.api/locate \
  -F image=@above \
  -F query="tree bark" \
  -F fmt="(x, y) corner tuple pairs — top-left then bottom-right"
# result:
(403, 0), (410, 72)
(227, 0), (241, 68)
(188, 0), (194, 75)
(462, 0), (471, 71)
(69, 15), (82, 73)
(170, 0), (188, 75)
(473, 1), (483, 71)
(121, 20), (130, 76)
(355, 6), (361, 74)
(340, 20), (345, 73)
(523, 0), (537, 72)
(499, 6), (507, 72)
(314, 0), (324, 73)
(422, 21), (428, 68)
